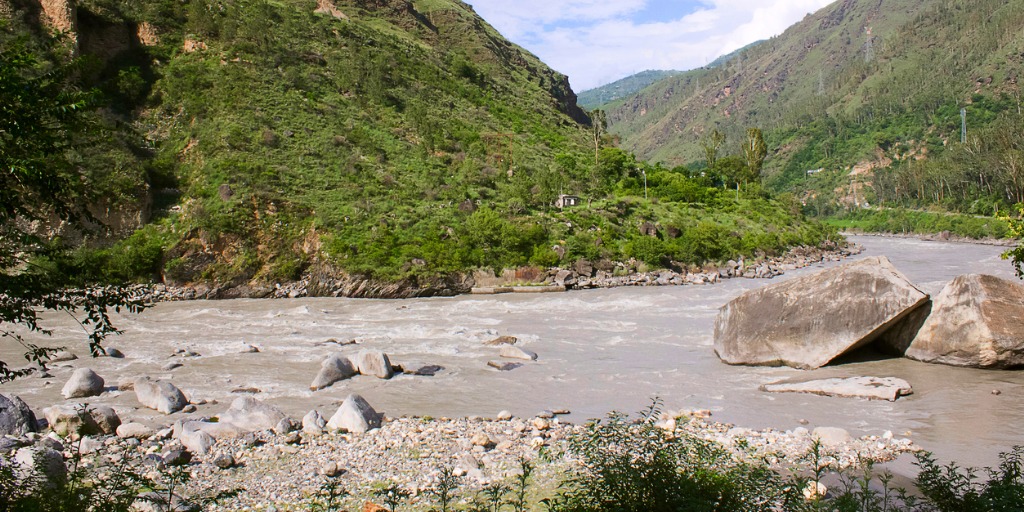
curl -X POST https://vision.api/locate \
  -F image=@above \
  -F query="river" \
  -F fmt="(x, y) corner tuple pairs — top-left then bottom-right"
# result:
(2, 236), (1021, 473)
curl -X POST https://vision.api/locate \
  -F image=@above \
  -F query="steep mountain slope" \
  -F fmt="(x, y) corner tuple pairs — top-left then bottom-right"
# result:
(3, 0), (837, 295)
(608, 0), (1024, 191)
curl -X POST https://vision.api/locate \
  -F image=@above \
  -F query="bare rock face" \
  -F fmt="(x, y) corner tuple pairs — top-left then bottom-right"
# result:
(905, 274), (1024, 368)
(760, 376), (913, 401)
(714, 257), (928, 369)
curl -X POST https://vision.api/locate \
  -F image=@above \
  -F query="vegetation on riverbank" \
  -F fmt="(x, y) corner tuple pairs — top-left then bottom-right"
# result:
(827, 209), (1012, 240)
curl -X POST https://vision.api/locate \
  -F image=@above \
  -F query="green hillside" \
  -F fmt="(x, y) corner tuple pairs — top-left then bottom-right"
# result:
(577, 70), (682, 110)
(607, 0), (1024, 222)
(2, 0), (835, 295)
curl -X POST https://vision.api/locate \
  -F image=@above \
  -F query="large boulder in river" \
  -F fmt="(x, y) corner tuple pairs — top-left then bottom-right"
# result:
(310, 353), (358, 390)
(134, 377), (188, 414)
(905, 274), (1024, 368)
(61, 368), (104, 399)
(714, 257), (928, 369)
(353, 350), (394, 379)
(0, 394), (38, 436)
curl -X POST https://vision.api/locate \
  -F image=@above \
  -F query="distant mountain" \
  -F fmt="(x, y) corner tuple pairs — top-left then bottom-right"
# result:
(577, 70), (682, 110)
(607, 0), (1024, 192)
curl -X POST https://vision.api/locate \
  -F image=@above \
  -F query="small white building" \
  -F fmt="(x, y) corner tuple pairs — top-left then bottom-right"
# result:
(555, 194), (581, 209)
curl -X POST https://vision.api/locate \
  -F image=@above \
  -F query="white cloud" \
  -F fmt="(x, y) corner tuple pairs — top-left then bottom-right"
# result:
(466, 0), (836, 91)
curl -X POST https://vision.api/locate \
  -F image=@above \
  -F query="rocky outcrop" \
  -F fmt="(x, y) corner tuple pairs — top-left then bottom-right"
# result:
(714, 256), (928, 369)
(760, 376), (913, 401)
(905, 274), (1024, 368)
(0, 394), (38, 436)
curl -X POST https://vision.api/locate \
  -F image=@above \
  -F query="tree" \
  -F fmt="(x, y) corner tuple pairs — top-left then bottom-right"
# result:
(590, 109), (608, 169)
(1001, 204), (1024, 280)
(743, 127), (768, 184)
(1, 32), (146, 381)
(700, 129), (725, 170)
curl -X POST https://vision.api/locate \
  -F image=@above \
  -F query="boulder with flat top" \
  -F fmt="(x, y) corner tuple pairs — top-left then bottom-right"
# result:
(714, 256), (928, 369)
(905, 274), (1024, 368)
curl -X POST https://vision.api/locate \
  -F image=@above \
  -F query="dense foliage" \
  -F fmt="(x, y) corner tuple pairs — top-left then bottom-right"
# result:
(0, 0), (835, 291)
(0, 27), (147, 380)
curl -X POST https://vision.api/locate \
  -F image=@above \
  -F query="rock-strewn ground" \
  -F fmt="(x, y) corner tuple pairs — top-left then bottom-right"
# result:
(4, 409), (916, 511)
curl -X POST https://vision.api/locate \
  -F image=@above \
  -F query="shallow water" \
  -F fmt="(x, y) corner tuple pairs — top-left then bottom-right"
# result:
(2, 236), (1021, 471)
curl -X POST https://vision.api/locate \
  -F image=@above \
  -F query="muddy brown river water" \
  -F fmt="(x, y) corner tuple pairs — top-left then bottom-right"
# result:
(2, 236), (1022, 474)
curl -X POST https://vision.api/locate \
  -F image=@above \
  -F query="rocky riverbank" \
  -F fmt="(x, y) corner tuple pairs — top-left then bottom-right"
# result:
(0, 392), (916, 511)
(143, 242), (862, 302)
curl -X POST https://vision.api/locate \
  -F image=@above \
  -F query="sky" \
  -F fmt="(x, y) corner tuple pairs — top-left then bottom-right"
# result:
(464, 0), (837, 91)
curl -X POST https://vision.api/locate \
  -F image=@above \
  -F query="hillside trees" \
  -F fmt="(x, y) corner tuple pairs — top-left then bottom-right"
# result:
(869, 109), (1024, 214)
(0, 31), (146, 381)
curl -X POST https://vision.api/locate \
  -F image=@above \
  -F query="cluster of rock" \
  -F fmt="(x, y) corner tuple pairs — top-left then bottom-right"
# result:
(483, 336), (539, 371)
(309, 349), (444, 391)
(714, 256), (1024, 399)
(140, 243), (860, 302)
(1, 389), (915, 511)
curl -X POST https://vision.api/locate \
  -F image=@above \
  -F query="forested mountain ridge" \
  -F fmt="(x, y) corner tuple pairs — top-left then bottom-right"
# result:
(606, 0), (1024, 219)
(577, 70), (682, 110)
(2, 0), (836, 296)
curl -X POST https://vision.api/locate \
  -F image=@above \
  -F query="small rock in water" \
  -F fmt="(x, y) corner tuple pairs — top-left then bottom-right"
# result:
(182, 404), (197, 413)
(993, 389), (1002, 396)
(50, 351), (77, 362)
(240, 345), (260, 354)
(499, 346), (538, 361)
(484, 336), (518, 346)
(487, 361), (521, 371)
(496, 410), (513, 421)
(230, 387), (261, 394)
(103, 347), (125, 358)
(162, 362), (183, 371)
